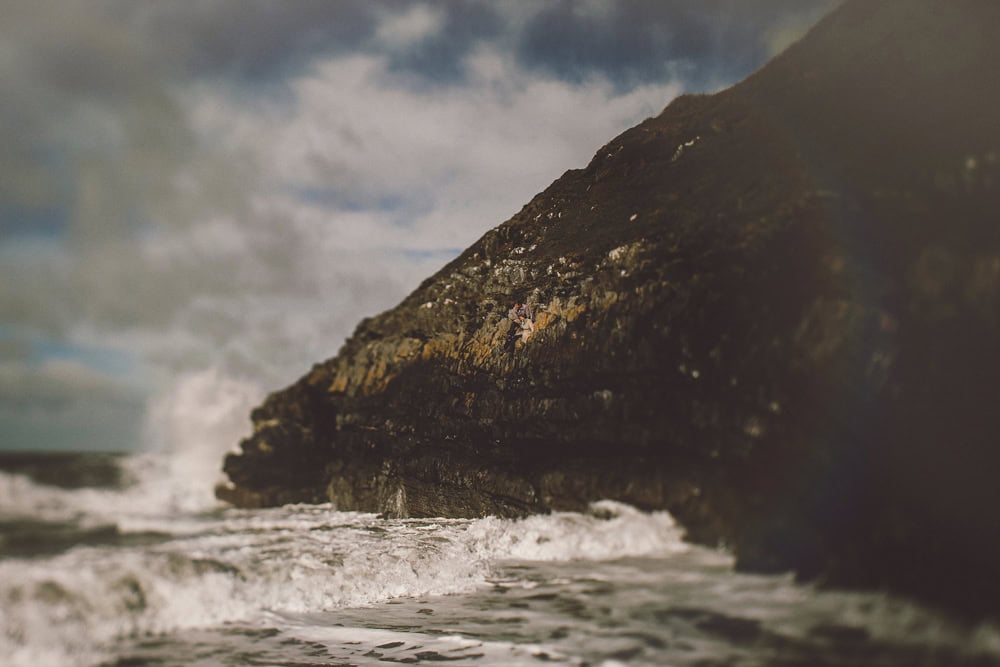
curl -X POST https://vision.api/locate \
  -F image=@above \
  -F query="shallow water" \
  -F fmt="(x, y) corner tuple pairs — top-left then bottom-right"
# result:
(1, 454), (998, 667)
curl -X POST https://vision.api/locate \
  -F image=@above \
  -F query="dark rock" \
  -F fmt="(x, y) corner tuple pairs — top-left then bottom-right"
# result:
(218, 0), (1000, 617)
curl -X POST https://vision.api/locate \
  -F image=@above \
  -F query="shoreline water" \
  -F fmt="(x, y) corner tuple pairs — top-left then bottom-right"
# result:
(2, 452), (999, 666)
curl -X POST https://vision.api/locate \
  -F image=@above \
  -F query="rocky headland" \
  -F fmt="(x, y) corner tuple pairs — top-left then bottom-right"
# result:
(219, 0), (1000, 617)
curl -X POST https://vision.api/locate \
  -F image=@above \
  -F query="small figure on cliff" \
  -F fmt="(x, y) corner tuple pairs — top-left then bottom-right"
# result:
(507, 301), (534, 344)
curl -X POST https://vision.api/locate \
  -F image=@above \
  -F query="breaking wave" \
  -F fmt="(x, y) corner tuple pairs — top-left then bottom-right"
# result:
(0, 499), (688, 666)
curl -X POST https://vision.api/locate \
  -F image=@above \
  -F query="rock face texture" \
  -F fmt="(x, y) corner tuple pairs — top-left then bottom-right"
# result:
(219, 0), (1000, 616)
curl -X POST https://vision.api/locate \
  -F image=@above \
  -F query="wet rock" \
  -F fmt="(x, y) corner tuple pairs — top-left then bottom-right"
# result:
(219, 0), (1000, 617)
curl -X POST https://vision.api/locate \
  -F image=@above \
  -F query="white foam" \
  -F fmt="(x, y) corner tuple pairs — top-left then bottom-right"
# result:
(464, 500), (689, 562)
(0, 501), (690, 666)
(0, 469), (132, 523)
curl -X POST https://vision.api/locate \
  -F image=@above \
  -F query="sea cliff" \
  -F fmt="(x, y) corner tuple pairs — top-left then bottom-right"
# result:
(219, 0), (1000, 616)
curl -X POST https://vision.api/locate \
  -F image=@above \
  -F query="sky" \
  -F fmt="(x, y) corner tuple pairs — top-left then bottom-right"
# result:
(0, 0), (837, 453)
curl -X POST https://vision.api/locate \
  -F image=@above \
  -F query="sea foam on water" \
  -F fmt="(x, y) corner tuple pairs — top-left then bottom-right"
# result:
(0, 486), (690, 666)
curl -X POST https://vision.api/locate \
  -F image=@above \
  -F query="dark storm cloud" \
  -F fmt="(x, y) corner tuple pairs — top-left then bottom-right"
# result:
(516, 0), (839, 88)
(0, 2), (185, 237)
(114, 1), (502, 90)
(382, 3), (502, 84)
(55, 1), (838, 89)
(107, 1), (501, 85)
(120, 0), (380, 81)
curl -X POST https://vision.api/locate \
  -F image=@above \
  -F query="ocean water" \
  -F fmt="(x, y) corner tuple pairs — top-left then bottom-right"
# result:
(1, 453), (999, 667)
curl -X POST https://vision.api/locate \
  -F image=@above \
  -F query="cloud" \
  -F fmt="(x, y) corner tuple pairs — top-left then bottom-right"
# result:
(375, 4), (446, 51)
(0, 2), (197, 247)
(201, 48), (679, 240)
(106, 0), (380, 80)
(509, 0), (839, 89)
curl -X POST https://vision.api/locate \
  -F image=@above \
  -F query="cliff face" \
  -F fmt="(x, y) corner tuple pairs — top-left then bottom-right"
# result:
(219, 0), (1000, 616)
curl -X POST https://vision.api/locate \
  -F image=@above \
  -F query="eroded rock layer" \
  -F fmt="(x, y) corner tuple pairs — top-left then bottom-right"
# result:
(219, 0), (1000, 616)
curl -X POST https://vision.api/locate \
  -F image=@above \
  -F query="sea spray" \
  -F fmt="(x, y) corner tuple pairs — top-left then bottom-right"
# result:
(136, 366), (264, 513)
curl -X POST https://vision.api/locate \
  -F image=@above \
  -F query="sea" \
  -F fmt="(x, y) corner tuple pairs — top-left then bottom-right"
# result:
(2, 451), (999, 667)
